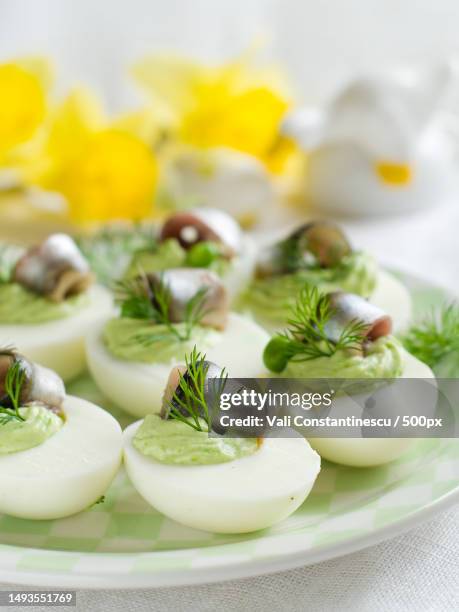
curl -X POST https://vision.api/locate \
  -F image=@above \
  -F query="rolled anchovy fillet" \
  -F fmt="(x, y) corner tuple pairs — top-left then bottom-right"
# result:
(160, 361), (225, 420)
(256, 221), (351, 277)
(159, 208), (243, 257)
(14, 233), (93, 302)
(323, 292), (392, 343)
(290, 221), (352, 268)
(145, 268), (229, 330)
(0, 350), (65, 409)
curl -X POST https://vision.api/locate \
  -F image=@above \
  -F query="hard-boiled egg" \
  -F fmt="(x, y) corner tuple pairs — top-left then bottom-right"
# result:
(371, 269), (412, 333)
(0, 395), (122, 519)
(124, 423), (320, 533)
(0, 285), (113, 382)
(221, 236), (257, 302)
(308, 349), (435, 467)
(86, 313), (269, 418)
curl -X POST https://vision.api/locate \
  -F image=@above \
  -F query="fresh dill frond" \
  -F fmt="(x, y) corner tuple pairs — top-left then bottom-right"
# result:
(184, 287), (210, 339)
(402, 302), (459, 369)
(0, 361), (26, 425)
(278, 236), (306, 273)
(167, 347), (227, 432)
(76, 224), (156, 286)
(115, 274), (209, 343)
(264, 286), (368, 372)
(287, 286), (368, 360)
(116, 275), (162, 322)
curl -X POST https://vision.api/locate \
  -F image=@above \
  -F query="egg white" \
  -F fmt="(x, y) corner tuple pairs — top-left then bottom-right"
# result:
(0, 285), (114, 382)
(308, 350), (435, 467)
(371, 269), (412, 333)
(86, 313), (270, 418)
(224, 236), (257, 303)
(0, 395), (122, 519)
(124, 423), (320, 533)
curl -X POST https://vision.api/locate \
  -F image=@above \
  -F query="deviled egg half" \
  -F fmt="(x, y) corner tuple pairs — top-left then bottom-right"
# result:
(0, 350), (122, 519)
(125, 207), (256, 302)
(0, 234), (113, 381)
(263, 289), (434, 467)
(86, 268), (269, 417)
(238, 220), (411, 333)
(123, 352), (321, 533)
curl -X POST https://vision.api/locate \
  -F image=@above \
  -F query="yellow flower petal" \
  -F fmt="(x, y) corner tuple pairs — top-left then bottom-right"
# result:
(132, 51), (294, 169)
(0, 62), (46, 154)
(132, 54), (203, 121)
(46, 88), (105, 162)
(56, 129), (157, 222)
(181, 84), (289, 159)
(113, 108), (164, 145)
(20, 88), (105, 186)
(264, 134), (300, 174)
(15, 56), (54, 89)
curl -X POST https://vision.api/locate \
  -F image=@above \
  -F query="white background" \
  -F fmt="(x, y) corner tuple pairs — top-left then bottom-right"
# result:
(0, 2), (458, 609)
(2, 0), (459, 110)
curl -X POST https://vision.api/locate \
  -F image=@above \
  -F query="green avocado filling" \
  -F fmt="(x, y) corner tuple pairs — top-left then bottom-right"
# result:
(283, 336), (404, 379)
(133, 415), (258, 465)
(103, 318), (221, 363)
(0, 404), (63, 454)
(0, 283), (89, 324)
(240, 251), (377, 326)
(124, 238), (229, 279)
(124, 239), (186, 278)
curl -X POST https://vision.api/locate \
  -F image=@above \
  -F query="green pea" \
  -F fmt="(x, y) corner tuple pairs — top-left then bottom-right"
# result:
(186, 241), (220, 268)
(263, 336), (291, 373)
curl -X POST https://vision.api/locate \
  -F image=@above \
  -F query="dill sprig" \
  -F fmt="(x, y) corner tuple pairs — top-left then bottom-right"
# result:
(76, 225), (156, 286)
(264, 286), (369, 373)
(287, 286), (368, 360)
(278, 236), (307, 273)
(0, 362), (26, 425)
(402, 302), (459, 369)
(115, 274), (209, 343)
(167, 347), (227, 432)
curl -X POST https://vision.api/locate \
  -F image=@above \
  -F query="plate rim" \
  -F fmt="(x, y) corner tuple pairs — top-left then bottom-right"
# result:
(0, 478), (458, 589)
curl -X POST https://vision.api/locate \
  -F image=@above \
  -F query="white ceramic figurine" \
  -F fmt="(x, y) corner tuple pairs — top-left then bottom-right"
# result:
(283, 63), (459, 216)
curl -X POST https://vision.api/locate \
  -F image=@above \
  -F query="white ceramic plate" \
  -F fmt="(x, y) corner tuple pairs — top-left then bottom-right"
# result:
(0, 272), (456, 588)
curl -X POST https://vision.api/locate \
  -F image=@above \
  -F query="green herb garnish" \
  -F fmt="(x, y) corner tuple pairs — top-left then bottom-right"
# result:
(116, 273), (209, 343)
(402, 302), (459, 370)
(185, 241), (221, 268)
(278, 235), (311, 272)
(76, 225), (156, 286)
(167, 347), (227, 432)
(264, 286), (368, 373)
(0, 361), (26, 425)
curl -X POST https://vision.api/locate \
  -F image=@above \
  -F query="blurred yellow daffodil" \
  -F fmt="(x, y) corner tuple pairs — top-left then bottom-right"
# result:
(22, 89), (158, 223)
(0, 56), (52, 162)
(132, 51), (295, 172)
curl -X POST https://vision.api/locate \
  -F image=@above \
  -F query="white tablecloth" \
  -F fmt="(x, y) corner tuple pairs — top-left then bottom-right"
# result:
(1, 203), (459, 611)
